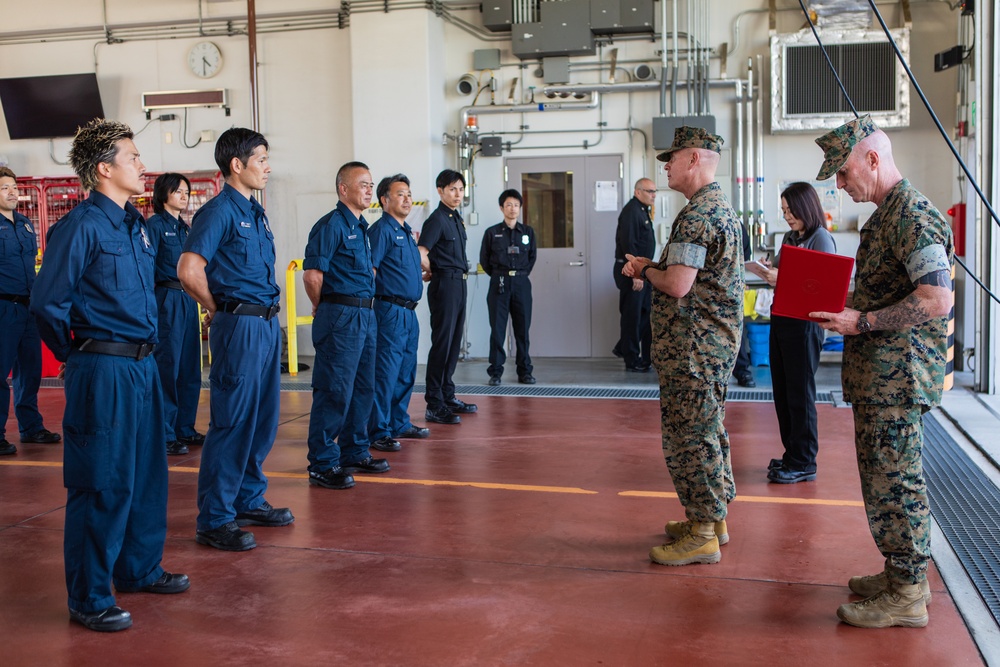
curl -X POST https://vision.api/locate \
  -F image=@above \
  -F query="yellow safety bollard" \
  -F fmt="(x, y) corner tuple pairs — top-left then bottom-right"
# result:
(285, 259), (314, 376)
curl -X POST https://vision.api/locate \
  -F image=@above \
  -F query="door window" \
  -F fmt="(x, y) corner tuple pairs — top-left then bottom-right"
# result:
(522, 172), (574, 249)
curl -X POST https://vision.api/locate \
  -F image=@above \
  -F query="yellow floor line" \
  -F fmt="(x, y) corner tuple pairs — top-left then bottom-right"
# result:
(1, 460), (862, 505)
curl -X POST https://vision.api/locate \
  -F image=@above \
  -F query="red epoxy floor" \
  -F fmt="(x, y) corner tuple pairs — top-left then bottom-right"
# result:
(0, 388), (984, 666)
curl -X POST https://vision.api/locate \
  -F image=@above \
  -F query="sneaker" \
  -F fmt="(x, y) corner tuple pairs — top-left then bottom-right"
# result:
(767, 467), (817, 484)
(195, 521), (257, 551)
(117, 572), (191, 594)
(649, 523), (721, 566)
(166, 441), (189, 456)
(664, 519), (729, 546)
(69, 605), (132, 632)
(488, 376), (502, 386)
(0, 439), (16, 456)
(445, 399), (477, 414)
(849, 572), (932, 605)
(395, 426), (430, 439)
(308, 466), (355, 490)
(20, 428), (61, 444)
(342, 456), (390, 474)
(837, 583), (929, 628)
(518, 374), (536, 384)
(235, 500), (295, 527)
(425, 406), (460, 425)
(372, 436), (401, 452)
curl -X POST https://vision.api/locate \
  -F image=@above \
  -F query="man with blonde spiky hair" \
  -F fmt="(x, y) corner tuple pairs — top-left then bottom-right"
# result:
(31, 118), (189, 633)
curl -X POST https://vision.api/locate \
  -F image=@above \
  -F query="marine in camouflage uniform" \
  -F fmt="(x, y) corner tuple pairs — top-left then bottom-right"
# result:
(811, 115), (953, 628)
(624, 126), (743, 566)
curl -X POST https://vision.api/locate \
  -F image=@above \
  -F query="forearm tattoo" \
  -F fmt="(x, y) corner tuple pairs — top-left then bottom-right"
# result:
(871, 293), (931, 330)
(915, 269), (952, 289)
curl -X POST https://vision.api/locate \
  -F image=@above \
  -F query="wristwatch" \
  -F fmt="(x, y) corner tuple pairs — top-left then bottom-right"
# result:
(856, 312), (872, 334)
(640, 265), (651, 280)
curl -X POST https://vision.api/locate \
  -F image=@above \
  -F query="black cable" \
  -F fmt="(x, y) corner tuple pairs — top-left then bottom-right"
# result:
(796, 0), (858, 118)
(865, 0), (1000, 305)
(180, 108), (202, 149)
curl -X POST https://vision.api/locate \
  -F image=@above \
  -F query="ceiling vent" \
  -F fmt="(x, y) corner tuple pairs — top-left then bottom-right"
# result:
(770, 27), (910, 132)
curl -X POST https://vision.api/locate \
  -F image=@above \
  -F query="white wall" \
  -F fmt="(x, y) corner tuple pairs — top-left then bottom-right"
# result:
(0, 0), (962, 361)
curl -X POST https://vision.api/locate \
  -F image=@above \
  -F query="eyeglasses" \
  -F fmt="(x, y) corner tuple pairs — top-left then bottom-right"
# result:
(639, 188), (657, 194)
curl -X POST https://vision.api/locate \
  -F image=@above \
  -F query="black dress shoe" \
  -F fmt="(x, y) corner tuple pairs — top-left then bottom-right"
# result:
(309, 466), (355, 490)
(372, 436), (402, 452)
(768, 467), (817, 484)
(70, 605), (132, 632)
(166, 441), (189, 456)
(612, 344), (623, 358)
(425, 407), (460, 425)
(0, 439), (16, 456)
(518, 374), (536, 384)
(118, 572), (191, 594)
(195, 521), (257, 551)
(768, 458), (784, 471)
(178, 431), (206, 446)
(395, 425), (430, 439)
(735, 373), (757, 388)
(488, 376), (502, 386)
(626, 364), (651, 373)
(235, 500), (295, 527)
(445, 399), (477, 414)
(342, 456), (390, 474)
(20, 428), (61, 444)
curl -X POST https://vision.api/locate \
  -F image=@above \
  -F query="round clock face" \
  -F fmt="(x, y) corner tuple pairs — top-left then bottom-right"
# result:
(188, 42), (223, 78)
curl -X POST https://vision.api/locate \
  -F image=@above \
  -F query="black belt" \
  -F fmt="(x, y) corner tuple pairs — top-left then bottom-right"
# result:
(74, 338), (155, 360)
(156, 280), (184, 291)
(492, 270), (526, 277)
(434, 270), (468, 279)
(375, 294), (418, 310)
(321, 294), (374, 309)
(0, 293), (29, 305)
(216, 301), (280, 320)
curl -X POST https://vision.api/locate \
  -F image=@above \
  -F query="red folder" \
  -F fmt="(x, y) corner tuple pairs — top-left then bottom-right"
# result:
(770, 245), (854, 322)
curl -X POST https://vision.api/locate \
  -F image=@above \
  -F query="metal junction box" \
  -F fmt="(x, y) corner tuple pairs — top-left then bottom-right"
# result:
(592, 0), (654, 35)
(512, 0), (596, 59)
(482, 0), (513, 33)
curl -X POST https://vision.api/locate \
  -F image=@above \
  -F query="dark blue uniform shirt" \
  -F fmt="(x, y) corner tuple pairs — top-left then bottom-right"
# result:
(303, 201), (375, 298)
(146, 211), (188, 283)
(0, 210), (37, 295)
(30, 191), (157, 361)
(183, 183), (279, 307)
(369, 212), (422, 302)
(479, 221), (537, 275)
(418, 202), (468, 273)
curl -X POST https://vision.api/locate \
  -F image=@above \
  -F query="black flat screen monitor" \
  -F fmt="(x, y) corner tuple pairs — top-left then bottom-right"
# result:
(0, 73), (105, 140)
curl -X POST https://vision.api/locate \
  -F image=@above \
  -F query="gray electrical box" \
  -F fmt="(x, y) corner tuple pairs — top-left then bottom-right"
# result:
(473, 49), (502, 71)
(482, 0), (513, 32)
(542, 57), (571, 84)
(512, 0), (596, 61)
(480, 136), (503, 157)
(592, 0), (654, 34)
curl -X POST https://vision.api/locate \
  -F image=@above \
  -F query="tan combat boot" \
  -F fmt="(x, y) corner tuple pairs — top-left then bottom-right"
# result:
(836, 582), (929, 628)
(849, 572), (932, 605)
(664, 519), (729, 545)
(650, 522), (721, 566)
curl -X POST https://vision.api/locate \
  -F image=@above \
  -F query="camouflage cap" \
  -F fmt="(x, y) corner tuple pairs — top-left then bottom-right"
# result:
(655, 126), (724, 162)
(815, 114), (878, 181)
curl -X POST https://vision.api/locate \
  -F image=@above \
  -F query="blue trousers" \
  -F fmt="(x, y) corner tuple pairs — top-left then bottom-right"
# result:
(197, 312), (281, 532)
(153, 287), (202, 441)
(0, 301), (44, 439)
(307, 302), (376, 471)
(369, 300), (418, 440)
(62, 352), (167, 613)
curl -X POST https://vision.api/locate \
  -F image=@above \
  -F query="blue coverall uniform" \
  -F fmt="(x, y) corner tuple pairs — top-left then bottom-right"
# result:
(304, 201), (377, 472)
(183, 183), (281, 532)
(147, 212), (201, 444)
(0, 209), (45, 440)
(368, 212), (423, 441)
(30, 191), (167, 614)
(418, 202), (468, 411)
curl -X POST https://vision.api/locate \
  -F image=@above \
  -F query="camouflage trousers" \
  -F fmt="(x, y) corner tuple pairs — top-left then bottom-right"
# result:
(658, 379), (735, 523)
(852, 404), (931, 584)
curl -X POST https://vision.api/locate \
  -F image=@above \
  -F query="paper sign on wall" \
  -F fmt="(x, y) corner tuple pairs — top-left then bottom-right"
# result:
(595, 180), (618, 212)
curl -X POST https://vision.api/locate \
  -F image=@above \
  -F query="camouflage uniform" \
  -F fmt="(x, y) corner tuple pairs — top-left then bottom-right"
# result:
(845, 179), (953, 585)
(651, 181), (743, 523)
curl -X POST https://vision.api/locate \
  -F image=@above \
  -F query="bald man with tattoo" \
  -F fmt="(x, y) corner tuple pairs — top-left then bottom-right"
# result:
(810, 116), (954, 629)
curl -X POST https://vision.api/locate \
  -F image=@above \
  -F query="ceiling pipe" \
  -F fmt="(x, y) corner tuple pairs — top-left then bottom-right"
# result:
(460, 93), (601, 128)
(248, 0), (260, 133)
(542, 79), (743, 96)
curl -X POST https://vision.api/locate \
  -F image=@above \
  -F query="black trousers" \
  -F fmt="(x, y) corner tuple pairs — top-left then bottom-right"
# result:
(732, 325), (751, 378)
(769, 315), (824, 471)
(616, 279), (651, 367)
(425, 274), (466, 409)
(486, 274), (532, 377)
